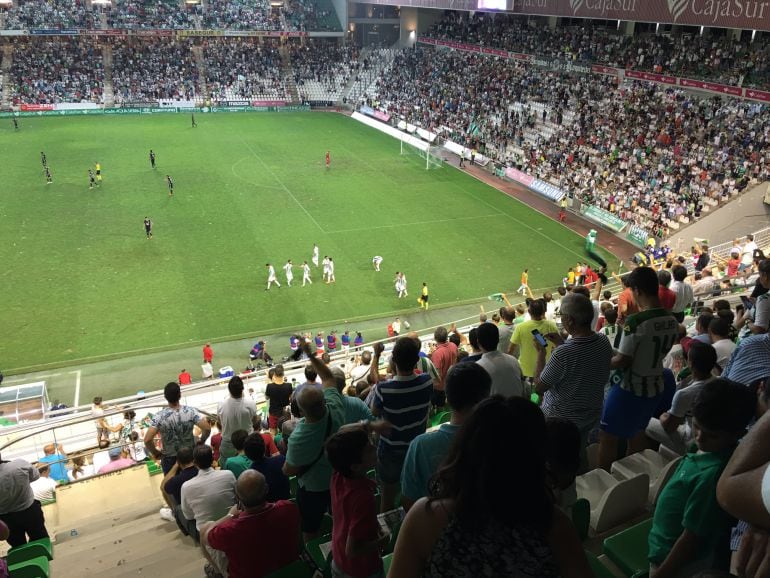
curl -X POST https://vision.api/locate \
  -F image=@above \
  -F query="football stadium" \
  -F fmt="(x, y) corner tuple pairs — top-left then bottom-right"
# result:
(0, 1), (770, 577)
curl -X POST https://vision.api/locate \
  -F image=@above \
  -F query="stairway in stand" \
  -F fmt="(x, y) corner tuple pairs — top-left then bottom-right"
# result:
(191, 45), (209, 104)
(279, 44), (300, 104)
(102, 44), (114, 107)
(1, 45), (14, 109)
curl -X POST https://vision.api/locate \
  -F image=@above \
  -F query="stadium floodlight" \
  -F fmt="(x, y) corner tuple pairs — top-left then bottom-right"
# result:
(0, 0), (12, 7)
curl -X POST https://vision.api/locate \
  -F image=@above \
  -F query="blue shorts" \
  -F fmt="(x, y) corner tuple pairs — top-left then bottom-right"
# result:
(376, 447), (408, 485)
(601, 384), (662, 439)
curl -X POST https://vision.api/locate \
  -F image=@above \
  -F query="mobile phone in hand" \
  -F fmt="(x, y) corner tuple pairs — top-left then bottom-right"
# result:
(532, 329), (548, 348)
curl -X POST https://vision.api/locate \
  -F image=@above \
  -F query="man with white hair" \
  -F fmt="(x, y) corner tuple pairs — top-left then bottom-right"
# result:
(534, 292), (613, 469)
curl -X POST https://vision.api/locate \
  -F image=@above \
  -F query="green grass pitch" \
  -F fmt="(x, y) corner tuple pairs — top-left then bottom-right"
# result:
(0, 112), (617, 371)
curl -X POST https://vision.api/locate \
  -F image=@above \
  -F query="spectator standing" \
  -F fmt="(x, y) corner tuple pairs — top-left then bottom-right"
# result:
(265, 365), (292, 435)
(0, 452), (48, 548)
(599, 267), (678, 471)
(509, 298), (559, 379)
(203, 343), (214, 364)
(144, 382), (211, 474)
(329, 367), (374, 424)
(649, 379), (755, 576)
(740, 235), (758, 272)
(534, 293), (613, 469)
(657, 270), (677, 312)
(388, 396), (590, 578)
(283, 341), (346, 542)
(475, 322), (523, 397)
(370, 338), (433, 513)
(496, 306), (516, 352)
(217, 376), (258, 466)
(38, 443), (68, 482)
(201, 470), (299, 578)
(293, 365), (320, 399)
(244, 432), (289, 502)
(670, 265), (694, 323)
(430, 326), (457, 407)
(401, 363), (492, 510)
(349, 351), (372, 384)
(326, 423), (389, 578)
(29, 466), (58, 502)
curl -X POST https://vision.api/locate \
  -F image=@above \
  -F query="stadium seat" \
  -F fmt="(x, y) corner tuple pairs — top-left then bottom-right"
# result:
(576, 469), (649, 534)
(265, 559), (313, 578)
(7, 555), (50, 578)
(7, 538), (54, 565)
(611, 449), (682, 507)
(603, 518), (653, 577)
(304, 534), (332, 577)
(585, 550), (615, 578)
(382, 553), (393, 575)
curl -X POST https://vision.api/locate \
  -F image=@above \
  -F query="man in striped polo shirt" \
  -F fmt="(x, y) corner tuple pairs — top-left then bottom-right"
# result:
(370, 337), (433, 512)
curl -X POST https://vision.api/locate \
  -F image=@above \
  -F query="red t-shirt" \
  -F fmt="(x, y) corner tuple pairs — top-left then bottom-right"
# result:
(658, 286), (677, 311)
(203, 345), (213, 363)
(211, 433), (222, 462)
(261, 433), (279, 457)
(178, 372), (192, 385)
(207, 501), (299, 578)
(431, 342), (458, 391)
(331, 473), (382, 577)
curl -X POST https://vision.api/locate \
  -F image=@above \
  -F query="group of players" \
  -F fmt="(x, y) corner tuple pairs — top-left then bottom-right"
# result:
(265, 244), (335, 290)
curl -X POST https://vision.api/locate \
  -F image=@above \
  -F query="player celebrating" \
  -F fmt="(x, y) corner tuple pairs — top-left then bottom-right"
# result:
(325, 150), (330, 169)
(419, 282), (429, 309)
(95, 161), (102, 183)
(144, 217), (153, 239)
(283, 260), (294, 287)
(312, 243), (319, 267)
(327, 257), (336, 284)
(302, 261), (312, 286)
(149, 150), (156, 169)
(372, 255), (383, 271)
(88, 169), (96, 190)
(265, 263), (281, 290)
(166, 175), (174, 196)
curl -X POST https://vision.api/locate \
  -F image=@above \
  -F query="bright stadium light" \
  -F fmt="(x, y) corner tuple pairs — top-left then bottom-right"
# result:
(0, 0), (12, 7)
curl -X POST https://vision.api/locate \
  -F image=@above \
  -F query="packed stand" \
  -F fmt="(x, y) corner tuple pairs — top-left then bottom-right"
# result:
(1, 0), (96, 29)
(426, 12), (770, 90)
(9, 39), (104, 104)
(201, 0), (280, 31)
(284, 0), (341, 32)
(204, 40), (288, 102)
(368, 46), (770, 237)
(291, 40), (360, 104)
(111, 39), (199, 103)
(106, 0), (199, 29)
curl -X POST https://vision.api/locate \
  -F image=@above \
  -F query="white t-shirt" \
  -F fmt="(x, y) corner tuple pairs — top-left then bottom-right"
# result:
(30, 476), (58, 502)
(742, 241), (758, 265)
(712, 339), (737, 370)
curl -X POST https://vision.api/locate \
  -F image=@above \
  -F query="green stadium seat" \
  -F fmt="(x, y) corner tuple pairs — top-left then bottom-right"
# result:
(382, 553), (393, 575)
(319, 513), (333, 537)
(585, 551), (615, 578)
(431, 411), (450, 427)
(304, 534), (332, 577)
(264, 559), (313, 578)
(7, 537), (54, 565)
(571, 498), (590, 542)
(603, 518), (653, 577)
(7, 554), (50, 578)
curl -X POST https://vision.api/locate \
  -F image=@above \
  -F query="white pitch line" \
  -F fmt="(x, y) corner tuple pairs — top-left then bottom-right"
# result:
(237, 135), (326, 232)
(73, 369), (82, 407)
(326, 213), (502, 234)
(1, 372), (65, 383)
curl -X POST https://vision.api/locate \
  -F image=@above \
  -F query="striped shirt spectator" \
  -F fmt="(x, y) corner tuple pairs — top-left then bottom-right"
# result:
(372, 373), (433, 450)
(722, 333), (770, 386)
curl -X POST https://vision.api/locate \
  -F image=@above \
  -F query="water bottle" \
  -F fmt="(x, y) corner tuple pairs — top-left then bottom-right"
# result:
(70, 529), (78, 537)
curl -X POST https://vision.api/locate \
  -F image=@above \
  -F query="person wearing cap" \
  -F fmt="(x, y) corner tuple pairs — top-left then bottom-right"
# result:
(97, 447), (135, 474)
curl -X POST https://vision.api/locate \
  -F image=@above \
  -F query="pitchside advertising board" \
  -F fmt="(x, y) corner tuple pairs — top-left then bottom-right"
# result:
(0, 105), (310, 117)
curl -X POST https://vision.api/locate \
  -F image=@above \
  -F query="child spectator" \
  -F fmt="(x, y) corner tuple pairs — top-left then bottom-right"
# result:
(223, 430), (251, 479)
(243, 433), (289, 502)
(648, 378), (755, 576)
(325, 423), (389, 578)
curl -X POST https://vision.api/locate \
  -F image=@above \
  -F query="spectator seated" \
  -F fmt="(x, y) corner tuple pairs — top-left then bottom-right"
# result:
(204, 39), (288, 102)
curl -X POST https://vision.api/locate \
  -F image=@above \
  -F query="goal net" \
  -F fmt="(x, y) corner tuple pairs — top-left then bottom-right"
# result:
(399, 135), (443, 170)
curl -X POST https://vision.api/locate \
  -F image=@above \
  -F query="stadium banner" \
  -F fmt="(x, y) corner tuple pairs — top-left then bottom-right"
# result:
(1, 105), (309, 118)
(504, 167), (535, 187)
(29, 28), (80, 35)
(579, 205), (627, 233)
(626, 224), (650, 249)
(359, 105), (391, 123)
(159, 100), (196, 108)
(678, 77), (743, 96)
(54, 102), (101, 110)
(529, 56), (592, 75)
(352, 111), (431, 151)
(79, 29), (126, 36)
(133, 30), (173, 37)
(591, 65), (622, 77)
(251, 100), (289, 107)
(625, 70), (677, 86)
(745, 88), (770, 102)
(529, 178), (565, 202)
(0, 30), (28, 36)
(20, 104), (55, 112)
(371, 0), (770, 31)
(176, 29), (308, 38)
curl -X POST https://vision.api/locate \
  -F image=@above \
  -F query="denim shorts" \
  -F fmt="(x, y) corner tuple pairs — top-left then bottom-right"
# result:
(376, 448), (408, 485)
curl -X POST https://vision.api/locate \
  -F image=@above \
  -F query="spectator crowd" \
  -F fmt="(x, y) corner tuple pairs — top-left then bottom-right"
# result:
(204, 39), (287, 102)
